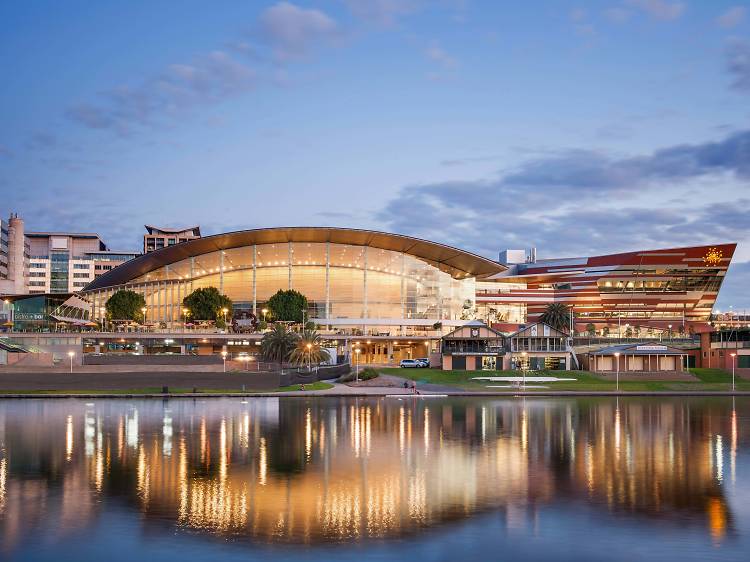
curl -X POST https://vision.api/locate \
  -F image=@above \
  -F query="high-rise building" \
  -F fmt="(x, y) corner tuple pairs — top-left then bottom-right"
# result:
(143, 225), (201, 253)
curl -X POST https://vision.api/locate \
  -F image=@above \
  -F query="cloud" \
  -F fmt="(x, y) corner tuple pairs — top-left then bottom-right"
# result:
(379, 130), (750, 260)
(25, 132), (58, 150)
(425, 44), (457, 68)
(259, 2), (338, 59)
(625, 0), (684, 21)
(342, 0), (422, 25)
(727, 39), (750, 92)
(604, 7), (632, 23)
(67, 50), (256, 135)
(717, 6), (746, 28)
(66, 2), (342, 135)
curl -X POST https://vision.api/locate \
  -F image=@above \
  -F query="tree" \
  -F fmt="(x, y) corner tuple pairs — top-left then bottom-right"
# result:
(289, 328), (331, 369)
(182, 287), (232, 323)
(539, 303), (571, 333)
(267, 289), (308, 323)
(261, 323), (299, 367)
(585, 323), (596, 337)
(105, 290), (146, 322)
(624, 326), (633, 338)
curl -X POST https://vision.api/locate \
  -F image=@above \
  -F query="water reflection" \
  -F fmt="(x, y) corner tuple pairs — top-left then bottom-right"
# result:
(0, 397), (747, 554)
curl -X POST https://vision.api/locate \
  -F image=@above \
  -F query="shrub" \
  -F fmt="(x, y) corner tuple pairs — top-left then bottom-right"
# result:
(338, 367), (379, 383)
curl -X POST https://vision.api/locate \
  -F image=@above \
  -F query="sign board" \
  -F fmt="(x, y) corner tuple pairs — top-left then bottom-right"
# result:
(635, 345), (668, 352)
(14, 312), (45, 321)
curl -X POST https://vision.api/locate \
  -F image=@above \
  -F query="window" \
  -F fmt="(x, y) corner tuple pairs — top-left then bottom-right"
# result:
(29, 271), (46, 277)
(30, 262), (46, 268)
(73, 273), (90, 278)
(29, 281), (46, 287)
(73, 263), (90, 269)
(73, 281), (88, 287)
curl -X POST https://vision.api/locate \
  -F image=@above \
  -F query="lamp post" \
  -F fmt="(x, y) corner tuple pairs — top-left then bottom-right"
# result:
(306, 342), (312, 371)
(141, 307), (147, 326)
(262, 308), (268, 323)
(521, 351), (527, 388)
(668, 324), (672, 341)
(221, 350), (227, 372)
(222, 307), (229, 331)
(355, 348), (361, 381)
(183, 308), (190, 332)
(67, 351), (75, 373)
(614, 351), (621, 392)
(730, 352), (736, 391)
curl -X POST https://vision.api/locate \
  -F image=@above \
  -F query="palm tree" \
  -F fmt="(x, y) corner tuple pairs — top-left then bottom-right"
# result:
(539, 302), (571, 333)
(261, 324), (299, 368)
(289, 328), (331, 369)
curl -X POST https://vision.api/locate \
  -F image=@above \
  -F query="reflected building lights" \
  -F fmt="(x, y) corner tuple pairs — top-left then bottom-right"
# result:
(0, 398), (742, 546)
(65, 415), (74, 461)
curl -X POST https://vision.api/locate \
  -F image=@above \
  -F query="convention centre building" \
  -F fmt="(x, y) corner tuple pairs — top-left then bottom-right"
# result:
(80, 227), (736, 337)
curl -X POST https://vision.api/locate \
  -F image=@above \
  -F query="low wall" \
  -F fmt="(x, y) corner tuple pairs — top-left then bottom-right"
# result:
(83, 354), (222, 366)
(7, 353), (55, 367)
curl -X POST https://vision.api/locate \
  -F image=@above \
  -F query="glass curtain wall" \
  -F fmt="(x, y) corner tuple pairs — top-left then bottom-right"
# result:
(86, 243), (477, 327)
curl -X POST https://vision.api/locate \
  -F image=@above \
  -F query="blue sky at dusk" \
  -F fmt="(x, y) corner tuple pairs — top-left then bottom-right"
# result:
(1, 0), (749, 309)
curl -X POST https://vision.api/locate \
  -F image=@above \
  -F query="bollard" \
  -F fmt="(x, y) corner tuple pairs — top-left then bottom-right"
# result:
(192, 387), (198, 394)
(242, 384), (246, 392)
(162, 385), (169, 394)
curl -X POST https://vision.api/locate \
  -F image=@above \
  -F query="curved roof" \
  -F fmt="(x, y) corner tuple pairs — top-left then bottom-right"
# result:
(84, 227), (506, 291)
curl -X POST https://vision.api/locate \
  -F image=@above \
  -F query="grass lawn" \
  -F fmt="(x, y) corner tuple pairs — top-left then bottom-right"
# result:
(0, 382), (335, 395)
(378, 367), (750, 392)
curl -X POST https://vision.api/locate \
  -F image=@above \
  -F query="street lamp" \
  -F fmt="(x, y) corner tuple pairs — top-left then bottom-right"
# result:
(521, 351), (527, 388)
(67, 351), (75, 373)
(306, 342), (312, 371)
(221, 307), (229, 329)
(668, 324), (672, 341)
(614, 351), (621, 391)
(355, 348), (361, 381)
(221, 350), (228, 372)
(183, 308), (190, 332)
(141, 307), (147, 325)
(262, 308), (268, 322)
(731, 352), (737, 391)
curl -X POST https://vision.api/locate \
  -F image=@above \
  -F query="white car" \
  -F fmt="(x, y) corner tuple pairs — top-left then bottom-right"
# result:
(399, 359), (420, 368)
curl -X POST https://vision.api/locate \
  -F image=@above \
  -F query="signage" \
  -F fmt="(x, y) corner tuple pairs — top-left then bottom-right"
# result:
(14, 312), (45, 321)
(636, 345), (668, 351)
(470, 327), (479, 338)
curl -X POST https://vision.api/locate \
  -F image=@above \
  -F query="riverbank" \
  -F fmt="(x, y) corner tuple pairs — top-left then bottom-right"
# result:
(0, 367), (748, 398)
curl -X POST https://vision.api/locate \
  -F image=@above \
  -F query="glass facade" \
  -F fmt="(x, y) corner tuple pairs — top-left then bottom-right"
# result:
(85, 242), (476, 329)
(50, 251), (70, 293)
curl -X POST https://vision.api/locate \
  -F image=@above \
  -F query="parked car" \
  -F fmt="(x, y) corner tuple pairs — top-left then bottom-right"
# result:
(399, 359), (420, 368)
(416, 358), (430, 368)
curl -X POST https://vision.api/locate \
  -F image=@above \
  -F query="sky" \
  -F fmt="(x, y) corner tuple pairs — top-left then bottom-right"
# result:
(1, 0), (749, 310)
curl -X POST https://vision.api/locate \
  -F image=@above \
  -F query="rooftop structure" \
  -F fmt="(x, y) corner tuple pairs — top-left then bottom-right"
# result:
(143, 224), (201, 254)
